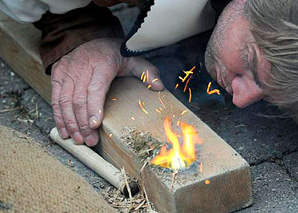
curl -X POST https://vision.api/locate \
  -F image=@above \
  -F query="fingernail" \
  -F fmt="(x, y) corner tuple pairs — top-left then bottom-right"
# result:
(59, 128), (68, 138)
(151, 81), (164, 91)
(89, 116), (99, 129)
(85, 135), (97, 147)
(73, 132), (84, 144)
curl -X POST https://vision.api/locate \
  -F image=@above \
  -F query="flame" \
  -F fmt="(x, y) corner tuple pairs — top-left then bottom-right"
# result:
(188, 88), (192, 103)
(151, 117), (202, 170)
(139, 100), (148, 114)
(207, 82), (220, 95)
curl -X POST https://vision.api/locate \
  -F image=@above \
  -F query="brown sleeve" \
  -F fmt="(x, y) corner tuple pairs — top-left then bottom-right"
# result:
(93, 0), (139, 7)
(33, 2), (124, 75)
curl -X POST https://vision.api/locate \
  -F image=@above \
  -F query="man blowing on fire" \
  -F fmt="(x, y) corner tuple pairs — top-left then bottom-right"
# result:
(0, 0), (297, 146)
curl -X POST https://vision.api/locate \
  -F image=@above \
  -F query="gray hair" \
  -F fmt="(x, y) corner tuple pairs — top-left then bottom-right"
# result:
(245, 0), (298, 120)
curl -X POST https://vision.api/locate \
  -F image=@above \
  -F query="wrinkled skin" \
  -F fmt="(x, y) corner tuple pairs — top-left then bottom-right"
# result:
(51, 38), (163, 146)
(205, 0), (271, 108)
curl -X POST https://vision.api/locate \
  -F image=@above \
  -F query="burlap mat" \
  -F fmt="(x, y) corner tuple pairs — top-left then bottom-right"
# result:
(0, 125), (116, 212)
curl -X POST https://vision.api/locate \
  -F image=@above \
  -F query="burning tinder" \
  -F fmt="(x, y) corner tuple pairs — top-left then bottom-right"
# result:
(150, 117), (202, 170)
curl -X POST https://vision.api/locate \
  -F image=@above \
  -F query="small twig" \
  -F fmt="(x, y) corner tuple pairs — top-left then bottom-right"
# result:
(111, 203), (149, 208)
(235, 124), (245, 128)
(122, 167), (132, 201)
(67, 159), (73, 167)
(140, 161), (148, 174)
(44, 117), (53, 122)
(169, 169), (179, 192)
(139, 161), (153, 212)
(17, 117), (34, 123)
(0, 107), (20, 113)
(135, 200), (146, 211)
(35, 103), (39, 120)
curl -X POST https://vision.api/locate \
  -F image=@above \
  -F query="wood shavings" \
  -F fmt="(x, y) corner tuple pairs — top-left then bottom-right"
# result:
(121, 128), (162, 161)
(0, 107), (21, 113)
(67, 159), (73, 167)
(102, 184), (156, 213)
(169, 169), (178, 192)
(122, 167), (133, 201)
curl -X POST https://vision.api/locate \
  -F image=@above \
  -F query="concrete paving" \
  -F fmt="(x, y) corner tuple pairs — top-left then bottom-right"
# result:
(1, 4), (297, 212)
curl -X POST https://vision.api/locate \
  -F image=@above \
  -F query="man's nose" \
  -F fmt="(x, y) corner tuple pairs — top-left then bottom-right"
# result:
(231, 76), (264, 108)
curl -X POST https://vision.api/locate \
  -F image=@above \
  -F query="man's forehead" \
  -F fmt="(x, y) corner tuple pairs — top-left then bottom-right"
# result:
(214, 6), (249, 51)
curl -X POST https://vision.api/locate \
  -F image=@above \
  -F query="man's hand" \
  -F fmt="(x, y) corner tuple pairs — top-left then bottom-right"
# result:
(51, 38), (163, 146)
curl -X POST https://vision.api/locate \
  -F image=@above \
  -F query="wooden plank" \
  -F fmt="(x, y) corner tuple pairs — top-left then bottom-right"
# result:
(0, 13), (51, 103)
(0, 12), (253, 212)
(96, 79), (253, 212)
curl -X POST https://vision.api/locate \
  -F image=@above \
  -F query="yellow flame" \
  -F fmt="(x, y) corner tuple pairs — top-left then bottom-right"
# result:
(205, 180), (210, 185)
(143, 75), (147, 83)
(183, 76), (192, 93)
(181, 110), (188, 115)
(152, 78), (159, 83)
(188, 88), (192, 103)
(158, 92), (166, 108)
(179, 66), (196, 82)
(150, 117), (202, 170)
(207, 82), (220, 95)
(141, 72), (145, 81)
(139, 100), (148, 114)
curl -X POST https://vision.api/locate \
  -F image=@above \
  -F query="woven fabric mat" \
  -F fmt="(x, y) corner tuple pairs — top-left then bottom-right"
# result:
(0, 125), (115, 212)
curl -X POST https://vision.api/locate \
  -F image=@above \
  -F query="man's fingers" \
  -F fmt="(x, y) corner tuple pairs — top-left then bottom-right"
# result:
(73, 75), (99, 146)
(87, 66), (115, 129)
(51, 60), (69, 139)
(59, 75), (84, 144)
(122, 57), (164, 91)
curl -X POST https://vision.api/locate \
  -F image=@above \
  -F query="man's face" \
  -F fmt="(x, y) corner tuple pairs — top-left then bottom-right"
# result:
(205, 0), (271, 108)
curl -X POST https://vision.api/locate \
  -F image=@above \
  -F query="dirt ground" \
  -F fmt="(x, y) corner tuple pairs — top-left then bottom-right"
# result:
(0, 4), (297, 213)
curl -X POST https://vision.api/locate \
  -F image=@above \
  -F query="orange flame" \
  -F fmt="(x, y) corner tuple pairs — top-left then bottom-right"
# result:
(207, 82), (220, 95)
(150, 117), (202, 170)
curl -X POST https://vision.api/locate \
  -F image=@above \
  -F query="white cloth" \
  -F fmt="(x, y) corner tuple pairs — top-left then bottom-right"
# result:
(0, 0), (91, 23)
(124, 0), (216, 53)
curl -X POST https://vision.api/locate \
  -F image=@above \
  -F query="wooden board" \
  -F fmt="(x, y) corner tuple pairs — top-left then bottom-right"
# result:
(0, 13), (51, 102)
(0, 12), (253, 212)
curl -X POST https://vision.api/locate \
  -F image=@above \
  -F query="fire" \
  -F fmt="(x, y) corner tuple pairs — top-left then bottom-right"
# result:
(207, 82), (220, 95)
(151, 117), (202, 170)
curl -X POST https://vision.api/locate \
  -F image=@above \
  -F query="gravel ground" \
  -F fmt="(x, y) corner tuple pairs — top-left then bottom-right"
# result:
(1, 4), (297, 213)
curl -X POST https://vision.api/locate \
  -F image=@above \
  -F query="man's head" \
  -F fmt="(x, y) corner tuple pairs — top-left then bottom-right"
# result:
(205, 0), (298, 119)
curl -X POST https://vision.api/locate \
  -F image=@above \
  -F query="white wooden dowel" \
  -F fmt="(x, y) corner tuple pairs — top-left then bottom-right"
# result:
(50, 127), (138, 196)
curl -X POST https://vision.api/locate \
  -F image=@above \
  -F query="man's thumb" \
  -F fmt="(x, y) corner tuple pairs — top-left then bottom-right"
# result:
(120, 56), (164, 91)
